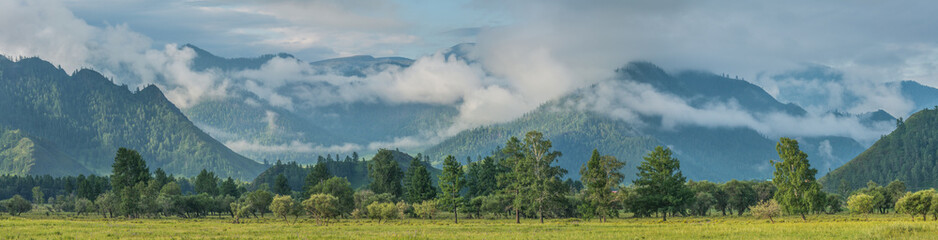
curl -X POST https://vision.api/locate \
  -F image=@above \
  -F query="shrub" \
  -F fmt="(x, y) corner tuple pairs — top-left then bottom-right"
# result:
(750, 199), (780, 223)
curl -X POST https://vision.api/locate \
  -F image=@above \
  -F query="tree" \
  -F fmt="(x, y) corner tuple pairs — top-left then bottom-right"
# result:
(111, 148), (151, 195)
(847, 193), (874, 215)
(723, 180), (756, 216)
(75, 198), (96, 216)
(303, 193), (339, 225)
(308, 177), (355, 215)
(439, 155), (465, 223)
(195, 169), (219, 196)
(772, 137), (820, 221)
(273, 174), (291, 195)
(31, 186), (43, 205)
(633, 146), (692, 221)
(245, 190), (273, 217)
(4, 195), (31, 216)
(220, 177), (240, 197)
(521, 131), (567, 223)
(369, 149), (404, 199)
(413, 200), (438, 219)
(885, 180), (906, 211)
(498, 136), (527, 224)
(403, 154), (436, 204)
(269, 194), (295, 221)
(750, 200), (781, 223)
(304, 161), (332, 195)
(366, 201), (398, 223)
(580, 149), (625, 222)
(896, 189), (934, 221)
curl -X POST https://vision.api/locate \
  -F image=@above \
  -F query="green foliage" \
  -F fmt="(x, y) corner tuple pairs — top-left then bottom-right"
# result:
(822, 108), (938, 192)
(304, 161), (332, 193)
(723, 180), (757, 216)
(896, 189), (935, 221)
(772, 137), (820, 221)
(847, 193), (875, 214)
(369, 149), (404, 199)
(580, 149), (625, 222)
(245, 190), (273, 217)
(195, 169), (219, 196)
(366, 202), (399, 223)
(633, 146), (692, 221)
(412, 200), (438, 219)
(307, 177), (354, 215)
(438, 155), (464, 223)
(268, 194), (295, 221)
(3, 194), (31, 216)
(403, 154), (436, 204)
(303, 193), (339, 225)
(273, 174), (291, 195)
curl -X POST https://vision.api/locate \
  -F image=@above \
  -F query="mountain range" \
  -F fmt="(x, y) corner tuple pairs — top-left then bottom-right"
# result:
(0, 56), (264, 179)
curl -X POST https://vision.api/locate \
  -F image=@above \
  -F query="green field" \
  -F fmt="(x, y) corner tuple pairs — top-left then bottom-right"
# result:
(1, 212), (936, 239)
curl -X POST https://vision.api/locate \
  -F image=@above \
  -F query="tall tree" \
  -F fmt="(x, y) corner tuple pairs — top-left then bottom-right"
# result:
(368, 149), (404, 199)
(220, 177), (240, 197)
(439, 155), (465, 223)
(153, 168), (170, 188)
(633, 146), (692, 221)
(403, 154), (436, 204)
(195, 169), (219, 195)
(308, 177), (355, 215)
(580, 149), (625, 222)
(111, 148), (151, 195)
(274, 174), (291, 195)
(305, 160), (332, 194)
(522, 131), (567, 223)
(498, 136), (527, 224)
(772, 137), (820, 221)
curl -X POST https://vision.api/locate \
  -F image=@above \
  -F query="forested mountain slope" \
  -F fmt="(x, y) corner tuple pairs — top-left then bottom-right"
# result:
(821, 108), (938, 191)
(0, 56), (264, 179)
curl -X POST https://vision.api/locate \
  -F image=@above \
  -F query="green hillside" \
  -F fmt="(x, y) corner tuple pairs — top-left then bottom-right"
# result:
(821, 108), (938, 191)
(0, 56), (264, 179)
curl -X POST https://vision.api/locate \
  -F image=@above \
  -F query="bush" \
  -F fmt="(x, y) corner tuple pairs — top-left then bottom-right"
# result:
(413, 200), (438, 219)
(847, 193), (874, 215)
(367, 202), (398, 223)
(750, 200), (780, 223)
(303, 193), (339, 225)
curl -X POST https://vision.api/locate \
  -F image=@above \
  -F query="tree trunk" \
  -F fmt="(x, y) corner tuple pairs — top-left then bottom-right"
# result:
(662, 210), (667, 221)
(455, 206), (458, 224)
(516, 209), (520, 224)
(800, 212), (806, 221)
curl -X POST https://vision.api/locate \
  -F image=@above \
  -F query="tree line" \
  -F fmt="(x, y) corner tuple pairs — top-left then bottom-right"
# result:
(3, 131), (936, 223)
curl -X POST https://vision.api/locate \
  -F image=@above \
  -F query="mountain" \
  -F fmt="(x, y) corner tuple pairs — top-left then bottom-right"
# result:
(179, 45), (457, 164)
(894, 81), (938, 114)
(426, 62), (872, 182)
(250, 150), (441, 190)
(0, 56), (264, 179)
(821, 108), (938, 191)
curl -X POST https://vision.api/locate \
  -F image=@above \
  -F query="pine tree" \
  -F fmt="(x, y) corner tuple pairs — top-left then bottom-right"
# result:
(274, 174), (291, 195)
(580, 149), (625, 222)
(368, 149), (404, 199)
(633, 146), (692, 221)
(439, 155), (465, 223)
(404, 154), (436, 203)
(195, 169), (219, 195)
(305, 161), (332, 196)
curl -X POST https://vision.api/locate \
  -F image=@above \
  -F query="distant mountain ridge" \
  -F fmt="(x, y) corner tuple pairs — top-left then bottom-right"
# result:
(426, 62), (878, 181)
(0, 56), (264, 179)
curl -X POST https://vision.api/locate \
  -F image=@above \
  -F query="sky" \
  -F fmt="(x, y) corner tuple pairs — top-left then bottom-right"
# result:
(2, 0), (938, 151)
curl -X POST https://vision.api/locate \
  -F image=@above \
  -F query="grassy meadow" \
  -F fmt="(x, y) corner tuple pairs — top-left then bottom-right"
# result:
(1, 210), (936, 239)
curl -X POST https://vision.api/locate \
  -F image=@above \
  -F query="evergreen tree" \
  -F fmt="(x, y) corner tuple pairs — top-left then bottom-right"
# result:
(307, 177), (355, 215)
(153, 168), (170, 188)
(633, 146), (692, 221)
(403, 154), (436, 204)
(194, 169), (219, 196)
(368, 149), (404, 199)
(498, 136), (526, 224)
(220, 177), (240, 197)
(304, 161), (332, 195)
(439, 155), (465, 223)
(110, 148), (151, 195)
(772, 137), (820, 221)
(580, 149), (625, 222)
(274, 174), (291, 195)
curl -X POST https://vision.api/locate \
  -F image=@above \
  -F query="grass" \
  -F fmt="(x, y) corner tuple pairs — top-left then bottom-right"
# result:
(0, 211), (936, 239)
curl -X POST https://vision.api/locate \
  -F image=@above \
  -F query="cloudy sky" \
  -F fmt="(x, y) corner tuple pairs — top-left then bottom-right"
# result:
(3, 0), (938, 149)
